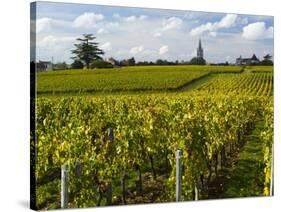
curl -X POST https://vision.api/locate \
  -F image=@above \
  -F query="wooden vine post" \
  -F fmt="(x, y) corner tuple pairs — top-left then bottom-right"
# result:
(176, 149), (182, 202)
(61, 164), (68, 209)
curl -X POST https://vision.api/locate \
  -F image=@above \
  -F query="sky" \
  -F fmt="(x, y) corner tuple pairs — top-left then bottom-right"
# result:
(33, 1), (274, 64)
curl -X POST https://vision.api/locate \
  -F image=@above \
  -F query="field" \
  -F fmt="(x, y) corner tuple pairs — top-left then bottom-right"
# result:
(33, 65), (273, 209)
(245, 66), (274, 72)
(37, 65), (242, 94)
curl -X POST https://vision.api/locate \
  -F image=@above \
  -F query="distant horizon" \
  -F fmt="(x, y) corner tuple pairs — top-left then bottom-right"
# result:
(34, 2), (274, 64)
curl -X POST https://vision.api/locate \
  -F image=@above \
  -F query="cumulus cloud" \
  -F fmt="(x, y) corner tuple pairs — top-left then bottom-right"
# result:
(113, 14), (149, 22)
(36, 8), (273, 64)
(37, 18), (52, 32)
(139, 15), (148, 20)
(124, 15), (148, 22)
(162, 17), (183, 31)
(190, 14), (237, 36)
(242, 22), (273, 40)
(100, 42), (112, 51)
(217, 14), (237, 28)
(159, 45), (169, 55)
(125, 16), (137, 22)
(73, 12), (104, 28)
(97, 22), (120, 34)
(130, 45), (144, 54)
(153, 17), (183, 37)
(36, 17), (70, 33)
(37, 35), (76, 52)
(97, 28), (108, 34)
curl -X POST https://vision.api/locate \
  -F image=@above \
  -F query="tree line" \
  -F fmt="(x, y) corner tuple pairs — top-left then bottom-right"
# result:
(51, 34), (273, 70)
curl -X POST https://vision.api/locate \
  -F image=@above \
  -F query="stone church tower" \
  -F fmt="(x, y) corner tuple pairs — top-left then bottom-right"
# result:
(197, 39), (204, 59)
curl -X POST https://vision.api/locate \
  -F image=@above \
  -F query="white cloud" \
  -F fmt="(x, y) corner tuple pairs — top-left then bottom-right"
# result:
(217, 14), (237, 28)
(124, 15), (148, 22)
(100, 42), (112, 51)
(242, 22), (273, 40)
(97, 22), (119, 34)
(97, 28), (108, 34)
(37, 18), (52, 33)
(153, 17), (183, 37)
(36, 10), (273, 64)
(162, 17), (183, 31)
(130, 45), (144, 54)
(39, 35), (75, 47)
(159, 45), (169, 55)
(125, 16), (137, 22)
(36, 17), (70, 33)
(74, 12), (104, 28)
(139, 15), (148, 20)
(190, 14), (237, 36)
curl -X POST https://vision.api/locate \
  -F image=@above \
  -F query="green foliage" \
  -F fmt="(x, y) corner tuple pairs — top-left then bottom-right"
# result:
(36, 65), (243, 94)
(260, 101), (274, 196)
(261, 54), (273, 66)
(71, 34), (104, 69)
(35, 66), (273, 209)
(120, 57), (135, 66)
(245, 66), (273, 72)
(189, 57), (206, 65)
(37, 66), (210, 94)
(90, 59), (113, 69)
(71, 60), (84, 69)
(35, 93), (272, 208)
(196, 73), (273, 96)
(54, 62), (68, 70)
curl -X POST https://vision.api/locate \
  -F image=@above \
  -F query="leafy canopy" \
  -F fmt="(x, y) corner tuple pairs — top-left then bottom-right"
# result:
(71, 34), (104, 69)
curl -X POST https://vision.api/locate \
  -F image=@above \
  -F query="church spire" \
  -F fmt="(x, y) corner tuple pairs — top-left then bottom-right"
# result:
(197, 39), (204, 59)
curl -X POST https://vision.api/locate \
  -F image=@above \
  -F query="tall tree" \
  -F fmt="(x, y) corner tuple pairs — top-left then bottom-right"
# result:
(71, 34), (104, 69)
(261, 54), (273, 66)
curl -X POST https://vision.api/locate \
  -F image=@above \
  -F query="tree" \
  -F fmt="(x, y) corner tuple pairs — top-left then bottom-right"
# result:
(260, 54), (273, 66)
(189, 57), (206, 65)
(156, 59), (168, 65)
(127, 57), (136, 66)
(71, 34), (104, 69)
(71, 60), (84, 69)
(54, 62), (67, 70)
(90, 59), (113, 69)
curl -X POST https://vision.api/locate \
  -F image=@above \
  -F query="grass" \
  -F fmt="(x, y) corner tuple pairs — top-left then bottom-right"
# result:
(222, 120), (265, 198)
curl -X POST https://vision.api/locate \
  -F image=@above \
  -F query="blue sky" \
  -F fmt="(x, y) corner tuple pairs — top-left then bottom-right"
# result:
(34, 1), (274, 64)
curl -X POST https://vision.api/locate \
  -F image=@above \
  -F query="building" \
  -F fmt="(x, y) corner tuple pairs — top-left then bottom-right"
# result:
(197, 39), (204, 59)
(236, 54), (260, 65)
(106, 57), (119, 67)
(189, 39), (206, 65)
(36, 60), (52, 71)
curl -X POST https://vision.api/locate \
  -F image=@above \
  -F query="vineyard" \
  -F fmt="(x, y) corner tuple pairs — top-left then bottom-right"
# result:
(36, 65), (242, 95)
(34, 66), (274, 209)
(195, 73), (273, 96)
